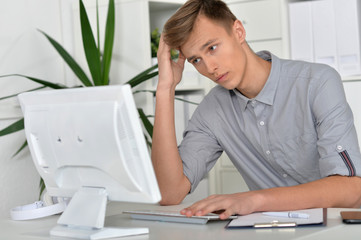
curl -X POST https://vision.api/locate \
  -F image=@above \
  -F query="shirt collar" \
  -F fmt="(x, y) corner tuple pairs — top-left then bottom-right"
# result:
(232, 51), (281, 111)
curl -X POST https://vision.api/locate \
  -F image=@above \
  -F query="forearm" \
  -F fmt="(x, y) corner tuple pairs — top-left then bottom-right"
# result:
(151, 87), (190, 205)
(255, 175), (361, 212)
(182, 175), (361, 218)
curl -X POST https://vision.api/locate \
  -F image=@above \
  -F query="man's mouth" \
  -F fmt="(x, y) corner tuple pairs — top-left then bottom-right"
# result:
(216, 73), (228, 82)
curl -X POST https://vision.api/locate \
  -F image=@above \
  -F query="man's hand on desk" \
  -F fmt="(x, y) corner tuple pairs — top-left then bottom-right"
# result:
(180, 192), (261, 220)
(179, 176), (361, 219)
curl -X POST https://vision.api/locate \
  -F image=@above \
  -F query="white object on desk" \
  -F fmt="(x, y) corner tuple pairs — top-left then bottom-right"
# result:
(10, 200), (67, 221)
(124, 210), (237, 225)
(227, 208), (325, 229)
(262, 211), (310, 219)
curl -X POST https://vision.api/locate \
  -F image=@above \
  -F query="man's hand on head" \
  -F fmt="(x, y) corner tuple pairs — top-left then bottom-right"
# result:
(157, 35), (186, 91)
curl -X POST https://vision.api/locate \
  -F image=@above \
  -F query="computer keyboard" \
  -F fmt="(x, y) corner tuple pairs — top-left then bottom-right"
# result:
(123, 210), (237, 224)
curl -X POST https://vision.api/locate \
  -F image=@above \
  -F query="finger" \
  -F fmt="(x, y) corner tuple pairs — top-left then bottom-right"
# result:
(196, 195), (238, 217)
(175, 51), (186, 68)
(212, 209), (226, 215)
(181, 201), (204, 216)
(157, 34), (166, 51)
(180, 202), (205, 216)
(157, 34), (171, 60)
(181, 196), (223, 216)
(219, 209), (235, 220)
(178, 50), (186, 62)
(180, 208), (196, 217)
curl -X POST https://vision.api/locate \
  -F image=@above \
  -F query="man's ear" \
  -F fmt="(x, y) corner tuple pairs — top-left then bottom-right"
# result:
(233, 19), (246, 43)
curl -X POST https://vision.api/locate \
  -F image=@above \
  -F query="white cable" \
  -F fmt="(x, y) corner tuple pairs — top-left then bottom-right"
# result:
(10, 192), (69, 221)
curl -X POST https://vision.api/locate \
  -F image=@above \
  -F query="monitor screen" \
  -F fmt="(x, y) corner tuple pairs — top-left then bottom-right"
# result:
(18, 84), (161, 239)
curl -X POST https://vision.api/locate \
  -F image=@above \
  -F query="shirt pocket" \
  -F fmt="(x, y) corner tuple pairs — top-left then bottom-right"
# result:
(278, 133), (321, 183)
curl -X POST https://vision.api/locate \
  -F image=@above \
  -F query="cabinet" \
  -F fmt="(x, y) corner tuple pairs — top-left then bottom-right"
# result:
(226, 0), (290, 58)
(288, 0), (361, 77)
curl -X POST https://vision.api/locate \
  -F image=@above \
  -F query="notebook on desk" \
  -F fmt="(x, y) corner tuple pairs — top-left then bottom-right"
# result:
(123, 210), (237, 225)
(226, 208), (327, 229)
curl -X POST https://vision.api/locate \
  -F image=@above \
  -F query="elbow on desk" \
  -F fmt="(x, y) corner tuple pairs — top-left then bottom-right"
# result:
(158, 191), (186, 206)
(159, 195), (184, 206)
(157, 176), (191, 205)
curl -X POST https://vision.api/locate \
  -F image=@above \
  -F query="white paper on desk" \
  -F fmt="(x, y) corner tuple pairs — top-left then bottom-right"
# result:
(227, 208), (324, 228)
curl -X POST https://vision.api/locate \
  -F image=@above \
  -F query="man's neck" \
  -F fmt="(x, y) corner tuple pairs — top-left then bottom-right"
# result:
(236, 50), (272, 99)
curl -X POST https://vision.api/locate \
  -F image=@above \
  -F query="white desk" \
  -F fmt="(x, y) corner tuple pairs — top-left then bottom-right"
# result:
(1, 202), (361, 240)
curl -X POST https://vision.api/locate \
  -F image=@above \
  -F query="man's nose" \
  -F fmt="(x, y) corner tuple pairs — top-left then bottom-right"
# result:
(204, 58), (218, 74)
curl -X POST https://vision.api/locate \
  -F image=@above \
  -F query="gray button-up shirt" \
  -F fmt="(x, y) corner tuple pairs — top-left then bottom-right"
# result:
(179, 51), (361, 192)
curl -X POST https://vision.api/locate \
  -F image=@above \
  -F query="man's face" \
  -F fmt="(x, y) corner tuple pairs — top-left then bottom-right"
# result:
(181, 15), (247, 90)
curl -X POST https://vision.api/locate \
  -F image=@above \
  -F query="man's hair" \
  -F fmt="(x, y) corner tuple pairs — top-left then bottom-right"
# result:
(163, 0), (237, 49)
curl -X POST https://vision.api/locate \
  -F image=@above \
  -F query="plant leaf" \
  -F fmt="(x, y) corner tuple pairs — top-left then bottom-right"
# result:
(0, 118), (24, 137)
(39, 178), (45, 200)
(102, 0), (115, 85)
(79, 0), (102, 85)
(133, 89), (155, 95)
(96, 0), (101, 58)
(128, 71), (158, 88)
(138, 108), (153, 138)
(38, 30), (93, 87)
(0, 74), (67, 89)
(126, 67), (159, 89)
(144, 133), (152, 148)
(12, 140), (28, 158)
(126, 64), (158, 87)
(0, 86), (47, 101)
(175, 97), (199, 105)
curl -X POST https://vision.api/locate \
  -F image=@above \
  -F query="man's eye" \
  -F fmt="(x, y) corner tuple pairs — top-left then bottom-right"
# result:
(193, 58), (201, 64)
(210, 45), (217, 51)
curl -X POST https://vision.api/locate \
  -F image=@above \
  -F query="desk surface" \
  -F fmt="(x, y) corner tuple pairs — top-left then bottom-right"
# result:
(1, 201), (361, 240)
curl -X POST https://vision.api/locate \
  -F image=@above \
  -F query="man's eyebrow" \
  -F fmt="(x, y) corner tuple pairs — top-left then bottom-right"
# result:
(201, 39), (217, 50)
(186, 39), (218, 62)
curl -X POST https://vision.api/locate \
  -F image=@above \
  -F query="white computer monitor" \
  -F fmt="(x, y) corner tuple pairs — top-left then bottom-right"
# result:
(18, 84), (161, 239)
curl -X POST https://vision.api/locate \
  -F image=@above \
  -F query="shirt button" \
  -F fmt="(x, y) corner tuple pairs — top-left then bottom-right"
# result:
(337, 145), (343, 151)
(259, 121), (265, 126)
(283, 173), (288, 178)
(266, 150), (271, 155)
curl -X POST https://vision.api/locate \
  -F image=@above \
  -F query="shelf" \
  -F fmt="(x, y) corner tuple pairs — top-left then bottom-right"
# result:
(149, 0), (184, 4)
(342, 75), (361, 82)
(149, 0), (183, 12)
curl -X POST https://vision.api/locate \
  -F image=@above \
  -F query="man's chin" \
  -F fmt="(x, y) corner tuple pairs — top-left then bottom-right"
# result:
(216, 82), (236, 90)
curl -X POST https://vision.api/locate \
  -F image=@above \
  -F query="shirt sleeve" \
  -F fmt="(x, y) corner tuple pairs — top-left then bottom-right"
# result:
(178, 96), (223, 193)
(311, 65), (361, 177)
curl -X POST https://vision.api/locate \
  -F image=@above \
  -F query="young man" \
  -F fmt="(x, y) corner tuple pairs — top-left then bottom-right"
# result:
(152, 0), (361, 219)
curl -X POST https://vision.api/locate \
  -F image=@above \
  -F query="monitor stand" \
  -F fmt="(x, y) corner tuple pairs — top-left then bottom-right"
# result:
(50, 187), (149, 239)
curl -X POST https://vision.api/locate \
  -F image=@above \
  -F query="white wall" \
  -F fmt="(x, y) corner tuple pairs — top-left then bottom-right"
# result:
(0, 0), (74, 218)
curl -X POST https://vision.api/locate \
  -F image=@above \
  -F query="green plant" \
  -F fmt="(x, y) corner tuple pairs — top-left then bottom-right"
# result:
(151, 28), (160, 58)
(0, 0), (157, 196)
(150, 27), (178, 59)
